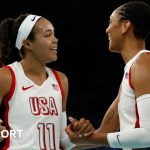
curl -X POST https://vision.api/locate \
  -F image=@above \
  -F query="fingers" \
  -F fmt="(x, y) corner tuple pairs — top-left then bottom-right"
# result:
(69, 117), (79, 131)
(69, 116), (78, 123)
(0, 119), (3, 124)
(71, 118), (95, 137)
(65, 125), (79, 143)
(0, 119), (6, 142)
(83, 125), (95, 137)
(75, 118), (88, 135)
(0, 119), (6, 131)
(65, 125), (74, 136)
(71, 118), (86, 132)
(0, 125), (6, 131)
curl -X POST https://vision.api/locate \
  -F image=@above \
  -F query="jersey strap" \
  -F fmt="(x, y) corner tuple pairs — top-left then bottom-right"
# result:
(51, 69), (64, 101)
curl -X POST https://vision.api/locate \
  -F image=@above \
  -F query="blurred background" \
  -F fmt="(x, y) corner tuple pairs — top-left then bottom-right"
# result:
(1, 0), (150, 149)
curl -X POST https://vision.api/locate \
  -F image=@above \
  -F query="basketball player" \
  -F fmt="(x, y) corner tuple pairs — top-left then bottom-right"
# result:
(66, 1), (150, 149)
(0, 14), (94, 149)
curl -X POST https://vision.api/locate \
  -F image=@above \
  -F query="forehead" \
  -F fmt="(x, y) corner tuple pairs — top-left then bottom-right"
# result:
(110, 9), (121, 21)
(34, 17), (54, 32)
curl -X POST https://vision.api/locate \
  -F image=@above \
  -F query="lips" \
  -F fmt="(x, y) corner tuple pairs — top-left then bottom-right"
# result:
(107, 34), (112, 41)
(49, 48), (57, 51)
(49, 49), (57, 55)
(108, 35), (111, 40)
(50, 47), (57, 50)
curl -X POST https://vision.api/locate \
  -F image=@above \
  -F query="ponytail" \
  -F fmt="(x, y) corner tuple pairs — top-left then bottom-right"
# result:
(0, 18), (15, 65)
(0, 14), (32, 66)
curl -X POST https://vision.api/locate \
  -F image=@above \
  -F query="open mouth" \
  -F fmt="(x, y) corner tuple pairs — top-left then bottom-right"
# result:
(50, 48), (57, 51)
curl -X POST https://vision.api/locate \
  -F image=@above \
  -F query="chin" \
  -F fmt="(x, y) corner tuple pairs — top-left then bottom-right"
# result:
(109, 49), (115, 52)
(109, 45), (117, 53)
(53, 56), (58, 61)
(48, 57), (58, 63)
(109, 49), (120, 53)
(109, 47), (114, 52)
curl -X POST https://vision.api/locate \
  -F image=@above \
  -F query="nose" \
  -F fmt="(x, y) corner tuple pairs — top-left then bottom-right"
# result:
(54, 35), (58, 43)
(106, 27), (109, 34)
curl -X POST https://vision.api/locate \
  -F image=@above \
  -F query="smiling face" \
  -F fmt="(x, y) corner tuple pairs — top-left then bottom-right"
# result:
(25, 17), (58, 64)
(106, 10), (125, 53)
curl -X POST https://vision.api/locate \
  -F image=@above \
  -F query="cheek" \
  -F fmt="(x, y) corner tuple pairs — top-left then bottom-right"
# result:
(32, 43), (45, 55)
(35, 42), (48, 51)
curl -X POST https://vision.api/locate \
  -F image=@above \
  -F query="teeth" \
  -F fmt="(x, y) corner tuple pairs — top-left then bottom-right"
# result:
(108, 37), (112, 41)
(51, 48), (57, 50)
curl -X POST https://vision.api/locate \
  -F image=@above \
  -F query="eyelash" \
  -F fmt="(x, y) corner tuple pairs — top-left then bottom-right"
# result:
(45, 34), (51, 37)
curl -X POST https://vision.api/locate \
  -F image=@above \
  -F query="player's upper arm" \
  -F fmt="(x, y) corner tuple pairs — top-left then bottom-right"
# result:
(0, 68), (12, 105)
(56, 71), (69, 111)
(131, 53), (150, 97)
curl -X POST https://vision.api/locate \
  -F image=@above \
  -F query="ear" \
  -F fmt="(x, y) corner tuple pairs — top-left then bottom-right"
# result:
(121, 20), (131, 34)
(22, 39), (32, 50)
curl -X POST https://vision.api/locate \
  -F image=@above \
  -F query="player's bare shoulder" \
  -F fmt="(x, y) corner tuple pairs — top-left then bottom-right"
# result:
(55, 71), (68, 111)
(132, 52), (150, 77)
(0, 67), (12, 104)
(56, 71), (68, 86)
(131, 52), (150, 96)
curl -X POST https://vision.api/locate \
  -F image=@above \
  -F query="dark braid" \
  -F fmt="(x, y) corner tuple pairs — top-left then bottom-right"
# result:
(0, 13), (36, 65)
(117, 1), (150, 40)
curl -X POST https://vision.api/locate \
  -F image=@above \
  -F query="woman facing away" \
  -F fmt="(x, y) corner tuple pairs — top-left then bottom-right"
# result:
(0, 14), (94, 149)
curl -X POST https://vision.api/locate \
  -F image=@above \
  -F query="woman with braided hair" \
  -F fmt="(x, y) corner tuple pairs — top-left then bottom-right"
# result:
(66, 1), (150, 150)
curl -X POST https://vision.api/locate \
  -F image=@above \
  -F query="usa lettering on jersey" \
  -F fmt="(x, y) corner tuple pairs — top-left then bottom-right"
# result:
(29, 97), (58, 116)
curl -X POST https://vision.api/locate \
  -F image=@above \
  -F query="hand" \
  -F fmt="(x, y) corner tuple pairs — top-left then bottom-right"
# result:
(69, 117), (94, 137)
(65, 117), (95, 144)
(65, 123), (87, 145)
(0, 119), (6, 142)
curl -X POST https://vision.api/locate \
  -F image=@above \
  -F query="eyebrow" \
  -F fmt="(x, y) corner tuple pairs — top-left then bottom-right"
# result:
(45, 29), (54, 32)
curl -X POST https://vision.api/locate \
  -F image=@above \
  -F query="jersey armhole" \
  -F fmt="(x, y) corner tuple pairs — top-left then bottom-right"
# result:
(129, 66), (134, 90)
(51, 69), (64, 101)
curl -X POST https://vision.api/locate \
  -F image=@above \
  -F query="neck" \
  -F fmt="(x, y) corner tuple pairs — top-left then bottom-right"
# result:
(20, 58), (47, 77)
(120, 39), (145, 64)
